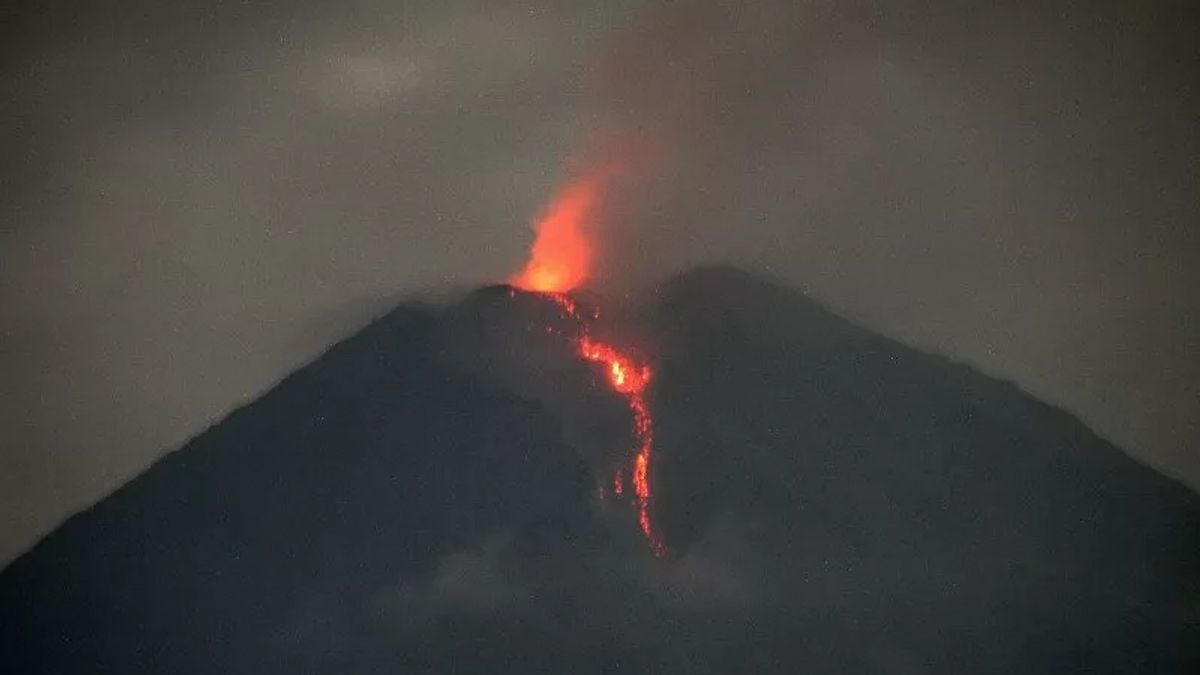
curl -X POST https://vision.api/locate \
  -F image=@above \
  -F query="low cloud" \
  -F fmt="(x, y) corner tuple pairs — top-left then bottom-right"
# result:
(374, 532), (531, 625)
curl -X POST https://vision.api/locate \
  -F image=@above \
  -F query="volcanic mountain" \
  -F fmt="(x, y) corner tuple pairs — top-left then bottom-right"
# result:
(2, 266), (1197, 673)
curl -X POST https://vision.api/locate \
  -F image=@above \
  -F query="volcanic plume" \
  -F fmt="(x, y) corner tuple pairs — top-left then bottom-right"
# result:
(510, 172), (605, 294)
(510, 172), (665, 555)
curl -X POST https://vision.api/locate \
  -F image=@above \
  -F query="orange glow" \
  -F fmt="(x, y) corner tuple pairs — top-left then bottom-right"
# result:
(509, 162), (663, 555)
(578, 334), (661, 553)
(511, 175), (602, 293)
(552, 296), (667, 554)
(578, 337), (652, 396)
(583, 338), (662, 555)
(528, 290), (665, 556)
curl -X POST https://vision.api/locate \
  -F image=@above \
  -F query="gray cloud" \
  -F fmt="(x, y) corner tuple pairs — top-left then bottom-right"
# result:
(641, 514), (765, 609)
(374, 532), (531, 624)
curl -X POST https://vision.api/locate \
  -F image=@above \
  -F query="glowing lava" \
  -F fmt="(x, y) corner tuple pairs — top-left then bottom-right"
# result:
(510, 169), (664, 555)
(578, 334), (662, 555)
(510, 174), (602, 293)
(578, 337), (651, 396)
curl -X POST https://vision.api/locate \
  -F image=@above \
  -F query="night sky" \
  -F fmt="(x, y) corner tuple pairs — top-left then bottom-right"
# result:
(2, 0), (1197, 565)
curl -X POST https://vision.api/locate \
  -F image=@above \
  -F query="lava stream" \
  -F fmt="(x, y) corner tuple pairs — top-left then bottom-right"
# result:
(542, 294), (665, 556)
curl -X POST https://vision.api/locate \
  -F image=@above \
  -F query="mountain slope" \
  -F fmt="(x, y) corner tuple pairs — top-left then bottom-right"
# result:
(0, 305), (605, 673)
(2, 266), (1196, 673)
(651, 267), (1200, 671)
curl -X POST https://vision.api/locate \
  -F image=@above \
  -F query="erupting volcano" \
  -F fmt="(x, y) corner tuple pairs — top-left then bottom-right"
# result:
(7, 260), (1199, 673)
(511, 172), (665, 556)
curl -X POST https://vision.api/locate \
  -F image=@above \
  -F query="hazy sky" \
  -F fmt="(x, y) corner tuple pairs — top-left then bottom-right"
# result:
(2, 0), (1197, 564)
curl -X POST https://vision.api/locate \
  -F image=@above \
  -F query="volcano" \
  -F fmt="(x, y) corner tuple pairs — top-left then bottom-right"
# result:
(2, 266), (1197, 673)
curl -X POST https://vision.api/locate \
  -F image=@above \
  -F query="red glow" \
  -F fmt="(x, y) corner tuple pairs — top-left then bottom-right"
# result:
(510, 164), (663, 555)
(578, 337), (652, 396)
(534, 293), (665, 556)
(583, 333), (662, 555)
(511, 175), (602, 293)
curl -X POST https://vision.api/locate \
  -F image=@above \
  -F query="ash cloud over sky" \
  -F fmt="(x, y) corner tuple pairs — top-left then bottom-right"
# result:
(1, 0), (1197, 563)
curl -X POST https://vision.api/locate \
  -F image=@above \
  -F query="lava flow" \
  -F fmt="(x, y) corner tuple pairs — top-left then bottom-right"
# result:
(538, 296), (665, 556)
(510, 170), (665, 556)
(578, 332), (663, 555)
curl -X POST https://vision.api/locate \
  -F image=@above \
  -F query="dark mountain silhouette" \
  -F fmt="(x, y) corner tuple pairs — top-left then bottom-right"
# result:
(3, 266), (1197, 673)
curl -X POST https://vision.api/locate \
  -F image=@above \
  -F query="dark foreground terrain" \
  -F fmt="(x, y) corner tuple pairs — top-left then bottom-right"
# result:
(3, 267), (1197, 673)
